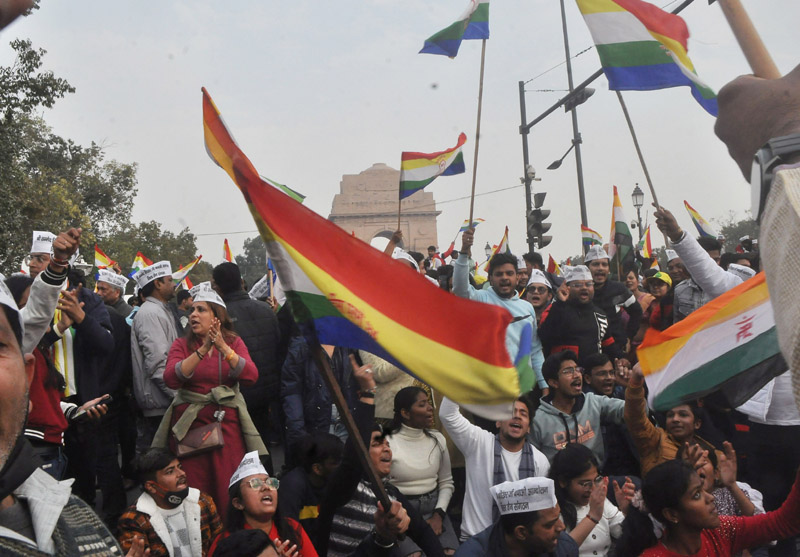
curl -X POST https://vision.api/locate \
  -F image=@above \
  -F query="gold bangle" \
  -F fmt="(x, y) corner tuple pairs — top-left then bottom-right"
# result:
(225, 350), (236, 362)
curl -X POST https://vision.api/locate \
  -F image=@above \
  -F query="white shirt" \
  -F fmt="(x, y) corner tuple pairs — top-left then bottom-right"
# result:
(569, 499), (624, 557)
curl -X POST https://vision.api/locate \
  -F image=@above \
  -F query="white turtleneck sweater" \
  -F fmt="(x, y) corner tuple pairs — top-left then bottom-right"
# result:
(386, 424), (454, 512)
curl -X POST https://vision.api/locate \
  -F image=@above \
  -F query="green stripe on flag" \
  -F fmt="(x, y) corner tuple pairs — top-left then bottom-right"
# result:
(652, 328), (780, 411)
(596, 41), (675, 68)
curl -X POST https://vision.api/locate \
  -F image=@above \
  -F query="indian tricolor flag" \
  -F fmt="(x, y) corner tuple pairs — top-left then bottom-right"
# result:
(420, 0), (490, 58)
(608, 185), (634, 265)
(638, 272), (786, 411)
(399, 133), (466, 200)
(575, 0), (717, 116)
(684, 200), (717, 239)
(581, 225), (603, 250)
(202, 87), (532, 419)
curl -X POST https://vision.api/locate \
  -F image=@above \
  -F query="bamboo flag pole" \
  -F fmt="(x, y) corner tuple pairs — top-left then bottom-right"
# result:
(467, 39), (487, 227)
(615, 91), (671, 248)
(397, 181), (403, 231)
(714, 0), (780, 79)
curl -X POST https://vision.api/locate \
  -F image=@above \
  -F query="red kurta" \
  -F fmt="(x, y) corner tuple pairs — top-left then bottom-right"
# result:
(165, 336), (258, 516)
(208, 519), (318, 557)
(641, 469), (800, 556)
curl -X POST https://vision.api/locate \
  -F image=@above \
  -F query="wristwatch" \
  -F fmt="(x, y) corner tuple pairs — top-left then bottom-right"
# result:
(751, 133), (800, 222)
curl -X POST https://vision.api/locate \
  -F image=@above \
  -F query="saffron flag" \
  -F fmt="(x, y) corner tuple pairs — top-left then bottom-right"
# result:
(420, 0), (490, 58)
(638, 272), (785, 411)
(223, 239), (233, 262)
(684, 200), (717, 239)
(581, 225), (603, 251)
(202, 87), (530, 419)
(547, 255), (562, 277)
(130, 252), (153, 277)
(483, 226), (510, 272)
(637, 226), (653, 259)
(575, 0), (717, 116)
(460, 218), (485, 232)
(94, 244), (114, 269)
(173, 255), (202, 286)
(608, 186), (634, 267)
(399, 133), (467, 199)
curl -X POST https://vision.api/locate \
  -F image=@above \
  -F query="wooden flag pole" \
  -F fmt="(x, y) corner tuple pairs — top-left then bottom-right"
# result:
(615, 91), (671, 248)
(308, 342), (392, 510)
(397, 182), (403, 232)
(715, 0), (780, 79)
(266, 268), (275, 307)
(468, 39), (487, 226)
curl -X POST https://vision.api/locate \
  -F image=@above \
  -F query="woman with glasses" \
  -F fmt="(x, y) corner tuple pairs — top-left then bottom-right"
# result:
(209, 451), (317, 556)
(549, 444), (634, 557)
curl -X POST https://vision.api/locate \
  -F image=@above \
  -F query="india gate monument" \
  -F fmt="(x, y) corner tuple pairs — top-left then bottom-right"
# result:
(329, 163), (440, 252)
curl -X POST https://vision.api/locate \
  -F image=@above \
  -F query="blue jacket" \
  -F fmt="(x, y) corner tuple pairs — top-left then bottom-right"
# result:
(280, 337), (358, 453)
(455, 522), (578, 557)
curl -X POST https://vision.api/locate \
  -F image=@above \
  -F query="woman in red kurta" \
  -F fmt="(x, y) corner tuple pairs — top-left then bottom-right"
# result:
(164, 289), (258, 516)
(616, 458), (800, 556)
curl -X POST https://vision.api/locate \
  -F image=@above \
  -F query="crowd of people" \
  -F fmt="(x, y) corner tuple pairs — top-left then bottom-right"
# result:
(0, 0), (799, 549)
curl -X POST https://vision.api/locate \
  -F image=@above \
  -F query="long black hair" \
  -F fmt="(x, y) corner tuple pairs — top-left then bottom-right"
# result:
(226, 478), (301, 550)
(614, 459), (696, 556)
(388, 386), (443, 458)
(548, 443), (599, 529)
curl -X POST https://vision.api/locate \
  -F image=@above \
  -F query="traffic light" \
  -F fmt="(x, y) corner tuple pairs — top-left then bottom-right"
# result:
(527, 208), (552, 249)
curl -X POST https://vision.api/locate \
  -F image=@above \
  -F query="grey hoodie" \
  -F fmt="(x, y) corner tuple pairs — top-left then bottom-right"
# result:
(530, 392), (625, 464)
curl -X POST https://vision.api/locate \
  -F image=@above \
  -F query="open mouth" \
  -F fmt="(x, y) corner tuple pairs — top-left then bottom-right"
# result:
(261, 493), (274, 504)
(508, 422), (523, 433)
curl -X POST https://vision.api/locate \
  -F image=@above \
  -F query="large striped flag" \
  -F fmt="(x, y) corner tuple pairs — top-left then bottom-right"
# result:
(399, 133), (467, 200)
(223, 239), (233, 262)
(482, 226), (510, 272)
(638, 272), (785, 411)
(575, 0), (717, 116)
(684, 200), (717, 238)
(581, 225), (603, 251)
(608, 186), (634, 266)
(420, 0), (490, 58)
(202, 87), (531, 419)
(94, 244), (114, 269)
(637, 225), (653, 259)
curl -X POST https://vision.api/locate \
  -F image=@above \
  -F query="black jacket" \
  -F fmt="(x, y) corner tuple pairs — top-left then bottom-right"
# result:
(538, 299), (621, 360)
(222, 290), (281, 408)
(592, 280), (642, 353)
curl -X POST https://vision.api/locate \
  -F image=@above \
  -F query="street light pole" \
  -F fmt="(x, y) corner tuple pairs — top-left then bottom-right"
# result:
(559, 0), (588, 228)
(631, 184), (645, 241)
(519, 80), (535, 254)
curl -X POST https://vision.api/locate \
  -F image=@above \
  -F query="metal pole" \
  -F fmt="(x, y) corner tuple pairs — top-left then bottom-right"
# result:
(519, 80), (535, 254)
(636, 207), (643, 242)
(468, 39), (488, 227)
(559, 0), (588, 228)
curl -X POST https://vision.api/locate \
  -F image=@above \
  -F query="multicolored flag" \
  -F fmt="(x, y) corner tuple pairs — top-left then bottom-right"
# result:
(420, 0), (490, 58)
(94, 244), (114, 269)
(173, 255), (202, 288)
(638, 272), (785, 411)
(637, 226), (653, 259)
(483, 226), (510, 272)
(223, 239), (233, 262)
(202, 87), (531, 419)
(684, 200), (717, 239)
(575, 0), (717, 116)
(130, 252), (153, 277)
(581, 225), (603, 251)
(547, 255), (562, 277)
(608, 186), (634, 267)
(400, 133), (467, 200)
(460, 218), (485, 232)
(441, 241), (456, 260)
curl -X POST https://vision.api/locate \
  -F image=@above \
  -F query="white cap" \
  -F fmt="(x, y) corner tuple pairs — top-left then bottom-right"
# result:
(728, 264), (756, 282)
(526, 269), (552, 289)
(516, 255), (526, 270)
(491, 477), (557, 515)
(392, 248), (419, 272)
(133, 261), (173, 289)
(0, 280), (22, 338)
(189, 281), (226, 308)
(97, 269), (129, 291)
(666, 249), (679, 262)
(30, 231), (55, 255)
(229, 451), (268, 488)
(584, 245), (609, 263)
(564, 265), (592, 283)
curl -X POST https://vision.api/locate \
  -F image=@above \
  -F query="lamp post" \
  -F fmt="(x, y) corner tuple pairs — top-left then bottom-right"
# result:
(631, 184), (645, 241)
(484, 242), (492, 261)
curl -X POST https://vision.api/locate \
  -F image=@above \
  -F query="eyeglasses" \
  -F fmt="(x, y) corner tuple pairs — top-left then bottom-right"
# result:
(559, 366), (583, 377)
(528, 286), (549, 294)
(245, 477), (279, 491)
(576, 476), (604, 489)
(568, 281), (594, 289)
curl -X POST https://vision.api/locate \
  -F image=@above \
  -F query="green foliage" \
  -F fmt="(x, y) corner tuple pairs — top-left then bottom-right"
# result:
(234, 236), (268, 290)
(714, 212), (759, 253)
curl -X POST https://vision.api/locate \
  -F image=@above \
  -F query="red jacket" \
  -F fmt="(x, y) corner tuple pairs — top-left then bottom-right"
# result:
(25, 349), (69, 445)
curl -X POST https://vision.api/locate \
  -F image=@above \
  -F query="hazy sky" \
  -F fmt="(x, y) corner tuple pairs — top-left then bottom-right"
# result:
(3, 0), (798, 266)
